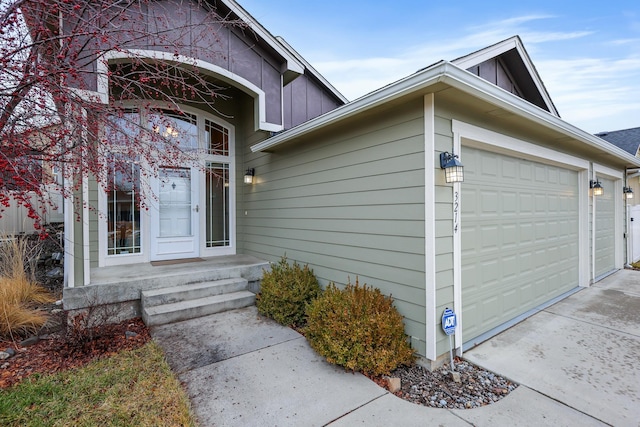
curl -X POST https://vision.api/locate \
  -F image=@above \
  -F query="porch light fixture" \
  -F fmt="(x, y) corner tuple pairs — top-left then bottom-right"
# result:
(624, 186), (634, 199)
(590, 180), (603, 196)
(244, 168), (255, 184)
(440, 152), (464, 183)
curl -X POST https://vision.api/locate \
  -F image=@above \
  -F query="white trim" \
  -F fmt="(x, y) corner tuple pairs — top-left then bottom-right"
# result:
(199, 114), (237, 258)
(251, 61), (640, 172)
(82, 173), (90, 285)
(221, 0), (305, 75)
(452, 133), (463, 355)
(451, 36), (558, 117)
(63, 176), (75, 288)
(451, 120), (590, 350)
(81, 107), (91, 285)
(452, 120), (590, 170)
(423, 94), (437, 361)
(100, 49), (283, 132)
(594, 164), (624, 180)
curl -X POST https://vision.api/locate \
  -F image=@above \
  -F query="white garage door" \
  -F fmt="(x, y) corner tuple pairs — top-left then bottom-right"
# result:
(461, 146), (580, 344)
(594, 176), (616, 279)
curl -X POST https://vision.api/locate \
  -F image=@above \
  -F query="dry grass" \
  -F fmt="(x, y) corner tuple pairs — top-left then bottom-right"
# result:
(0, 236), (54, 338)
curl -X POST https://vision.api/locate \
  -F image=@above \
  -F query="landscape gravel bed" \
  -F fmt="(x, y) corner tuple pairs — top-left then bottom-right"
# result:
(387, 358), (518, 409)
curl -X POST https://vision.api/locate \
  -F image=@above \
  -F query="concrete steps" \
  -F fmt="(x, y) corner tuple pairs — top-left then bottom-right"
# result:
(141, 278), (255, 326)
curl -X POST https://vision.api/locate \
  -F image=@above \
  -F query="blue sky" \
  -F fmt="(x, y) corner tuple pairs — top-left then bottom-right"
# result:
(240, 0), (640, 134)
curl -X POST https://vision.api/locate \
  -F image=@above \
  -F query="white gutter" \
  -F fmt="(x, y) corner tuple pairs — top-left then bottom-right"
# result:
(250, 61), (449, 152)
(251, 61), (640, 169)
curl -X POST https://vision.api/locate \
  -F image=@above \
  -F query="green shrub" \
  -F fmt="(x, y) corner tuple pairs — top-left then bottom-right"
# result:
(256, 256), (321, 327)
(305, 278), (415, 376)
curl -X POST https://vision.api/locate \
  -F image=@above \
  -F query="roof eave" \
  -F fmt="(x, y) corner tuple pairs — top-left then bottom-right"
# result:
(440, 65), (640, 167)
(251, 62), (640, 168)
(250, 61), (450, 152)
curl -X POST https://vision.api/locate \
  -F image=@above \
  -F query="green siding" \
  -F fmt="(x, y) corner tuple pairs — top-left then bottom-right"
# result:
(242, 99), (428, 356)
(89, 178), (99, 269)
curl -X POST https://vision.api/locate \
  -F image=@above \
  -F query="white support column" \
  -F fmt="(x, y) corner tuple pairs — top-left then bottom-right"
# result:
(452, 133), (463, 355)
(424, 93), (437, 362)
(63, 173), (75, 288)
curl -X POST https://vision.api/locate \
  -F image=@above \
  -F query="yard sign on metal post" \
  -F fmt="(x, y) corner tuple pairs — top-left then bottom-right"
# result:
(442, 308), (457, 371)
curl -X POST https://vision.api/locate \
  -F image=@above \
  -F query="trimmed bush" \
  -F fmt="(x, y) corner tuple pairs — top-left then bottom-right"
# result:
(256, 256), (321, 327)
(305, 278), (415, 376)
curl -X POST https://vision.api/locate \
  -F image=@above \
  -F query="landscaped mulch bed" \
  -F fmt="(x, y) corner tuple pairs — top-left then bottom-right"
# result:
(0, 318), (150, 389)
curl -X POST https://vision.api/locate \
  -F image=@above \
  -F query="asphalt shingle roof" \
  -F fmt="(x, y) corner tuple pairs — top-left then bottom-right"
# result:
(595, 127), (640, 156)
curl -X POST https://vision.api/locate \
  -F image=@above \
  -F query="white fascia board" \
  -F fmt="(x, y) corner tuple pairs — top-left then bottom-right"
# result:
(222, 0), (304, 75)
(252, 61), (640, 169)
(440, 65), (640, 168)
(451, 37), (519, 69)
(452, 36), (559, 117)
(276, 36), (348, 103)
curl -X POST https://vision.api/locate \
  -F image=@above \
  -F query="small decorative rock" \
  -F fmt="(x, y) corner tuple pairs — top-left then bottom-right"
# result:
(1, 362), (9, 369)
(51, 309), (63, 315)
(450, 371), (461, 383)
(0, 352), (10, 360)
(125, 331), (138, 339)
(20, 336), (40, 347)
(4, 348), (16, 357)
(386, 377), (401, 393)
(20, 335), (40, 347)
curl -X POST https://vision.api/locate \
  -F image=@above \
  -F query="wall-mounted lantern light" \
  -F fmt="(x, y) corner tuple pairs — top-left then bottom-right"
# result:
(440, 152), (464, 183)
(624, 186), (634, 199)
(590, 180), (603, 196)
(244, 168), (255, 184)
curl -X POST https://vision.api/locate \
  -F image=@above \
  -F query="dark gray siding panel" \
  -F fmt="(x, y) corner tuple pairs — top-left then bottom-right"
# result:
(283, 73), (344, 129)
(230, 34), (262, 87)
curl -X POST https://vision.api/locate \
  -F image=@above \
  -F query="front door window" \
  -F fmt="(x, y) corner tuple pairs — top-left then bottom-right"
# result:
(159, 167), (192, 237)
(206, 163), (229, 247)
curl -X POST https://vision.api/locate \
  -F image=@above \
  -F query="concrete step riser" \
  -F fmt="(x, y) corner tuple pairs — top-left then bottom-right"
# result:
(141, 278), (248, 307)
(143, 293), (255, 326)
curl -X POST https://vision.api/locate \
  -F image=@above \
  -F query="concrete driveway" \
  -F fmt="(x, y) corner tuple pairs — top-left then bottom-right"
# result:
(464, 269), (640, 426)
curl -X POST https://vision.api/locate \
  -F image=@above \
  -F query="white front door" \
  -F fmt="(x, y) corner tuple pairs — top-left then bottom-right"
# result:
(150, 166), (200, 260)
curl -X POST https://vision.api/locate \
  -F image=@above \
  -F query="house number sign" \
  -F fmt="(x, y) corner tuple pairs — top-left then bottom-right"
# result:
(453, 190), (460, 234)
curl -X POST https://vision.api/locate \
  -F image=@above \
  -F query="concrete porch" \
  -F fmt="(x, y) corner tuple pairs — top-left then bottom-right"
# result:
(63, 254), (270, 325)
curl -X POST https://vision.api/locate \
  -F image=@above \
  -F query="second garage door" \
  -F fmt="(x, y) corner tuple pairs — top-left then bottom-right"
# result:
(461, 146), (580, 344)
(594, 176), (616, 279)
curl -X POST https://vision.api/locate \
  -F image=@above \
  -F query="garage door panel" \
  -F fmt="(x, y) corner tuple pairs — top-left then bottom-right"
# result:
(594, 176), (615, 278)
(462, 146), (580, 342)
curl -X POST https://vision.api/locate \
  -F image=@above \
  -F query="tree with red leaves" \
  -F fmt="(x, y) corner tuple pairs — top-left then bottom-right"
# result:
(0, 0), (243, 231)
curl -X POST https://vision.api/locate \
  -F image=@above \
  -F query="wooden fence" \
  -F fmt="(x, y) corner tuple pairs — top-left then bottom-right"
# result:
(0, 186), (64, 235)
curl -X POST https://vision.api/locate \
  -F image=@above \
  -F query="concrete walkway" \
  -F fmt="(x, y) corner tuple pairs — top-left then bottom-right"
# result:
(151, 270), (640, 426)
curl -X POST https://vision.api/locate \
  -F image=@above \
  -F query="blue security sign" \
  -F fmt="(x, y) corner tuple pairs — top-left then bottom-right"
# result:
(442, 308), (457, 336)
